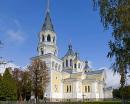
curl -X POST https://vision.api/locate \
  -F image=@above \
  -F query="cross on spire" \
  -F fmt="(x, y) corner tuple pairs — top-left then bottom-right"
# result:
(47, 0), (50, 13)
(68, 40), (72, 50)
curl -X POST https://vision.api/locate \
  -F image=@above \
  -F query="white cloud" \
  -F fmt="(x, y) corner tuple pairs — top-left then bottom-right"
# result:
(105, 69), (121, 88)
(98, 67), (130, 89)
(6, 29), (24, 42)
(0, 18), (25, 43)
(0, 62), (19, 74)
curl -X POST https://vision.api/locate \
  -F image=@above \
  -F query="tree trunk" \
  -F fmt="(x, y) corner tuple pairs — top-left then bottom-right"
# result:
(120, 69), (126, 104)
(35, 71), (38, 104)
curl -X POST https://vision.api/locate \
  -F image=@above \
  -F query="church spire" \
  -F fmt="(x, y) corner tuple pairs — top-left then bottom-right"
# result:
(42, 0), (54, 32)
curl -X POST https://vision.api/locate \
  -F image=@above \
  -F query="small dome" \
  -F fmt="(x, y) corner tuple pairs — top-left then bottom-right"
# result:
(84, 60), (89, 69)
(64, 43), (75, 57)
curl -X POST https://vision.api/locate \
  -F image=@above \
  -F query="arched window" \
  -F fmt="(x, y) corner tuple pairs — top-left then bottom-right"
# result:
(88, 86), (90, 92)
(58, 65), (61, 71)
(66, 59), (68, 67)
(85, 86), (87, 93)
(74, 64), (77, 69)
(42, 35), (44, 42)
(63, 62), (65, 68)
(78, 63), (80, 68)
(54, 50), (57, 55)
(70, 59), (72, 66)
(70, 85), (71, 92)
(55, 63), (58, 70)
(47, 35), (51, 42)
(53, 37), (55, 43)
(67, 85), (69, 93)
(41, 48), (44, 55)
(52, 61), (54, 67)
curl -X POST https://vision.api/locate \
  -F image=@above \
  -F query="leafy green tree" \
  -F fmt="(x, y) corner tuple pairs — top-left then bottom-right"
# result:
(0, 74), (2, 80)
(0, 68), (17, 100)
(93, 0), (130, 103)
(0, 74), (5, 100)
(113, 86), (130, 100)
(113, 89), (121, 99)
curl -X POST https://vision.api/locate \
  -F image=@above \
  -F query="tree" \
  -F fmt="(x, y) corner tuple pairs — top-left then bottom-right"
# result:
(0, 68), (17, 100)
(13, 68), (23, 100)
(0, 74), (2, 80)
(113, 89), (121, 99)
(21, 71), (32, 101)
(28, 58), (49, 103)
(93, 0), (130, 103)
(13, 68), (32, 101)
(0, 74), (4, 100)
(113, 86), (130, 100)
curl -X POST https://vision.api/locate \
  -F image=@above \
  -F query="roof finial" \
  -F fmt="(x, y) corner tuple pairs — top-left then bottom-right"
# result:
(68, 39), (72, 50)
(69, 39), (71, 45)
(47, 0), (50, 13)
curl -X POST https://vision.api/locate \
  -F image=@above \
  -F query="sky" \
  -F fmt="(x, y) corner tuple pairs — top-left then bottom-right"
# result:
(0, 0), (113, 69)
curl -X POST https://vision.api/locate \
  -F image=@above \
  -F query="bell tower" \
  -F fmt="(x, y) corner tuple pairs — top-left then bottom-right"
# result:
(38, 0), (58, 56)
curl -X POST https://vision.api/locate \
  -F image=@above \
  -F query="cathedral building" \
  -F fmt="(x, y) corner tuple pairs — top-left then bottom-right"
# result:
(32, 0), (113, 101)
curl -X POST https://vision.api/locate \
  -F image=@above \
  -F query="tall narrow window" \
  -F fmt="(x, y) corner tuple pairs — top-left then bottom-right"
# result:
(58, 65), (61, 71)
(66, 59), (68, 67)
(78, 63), (80, 68)
(67, 85), (69, 93)
(55, 63), (58, 70)
(70, 59), (72, 66)
(85, 86), (87, 93)
(41, 48), (44, 55)
(53, 37), (55, 43)
(47, 35), (51, 42)
(54, 50), (57, 55)
(74, 64), (77, 69)
(88, 86), (90, 92)
(52, 61), (54, 68)
(63, 62), (64, 68)
(70, 85), (71, 92)
(42, 35), (44, 42)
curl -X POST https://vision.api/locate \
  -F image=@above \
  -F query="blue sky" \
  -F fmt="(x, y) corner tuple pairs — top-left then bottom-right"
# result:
(0, 0), (113, 69)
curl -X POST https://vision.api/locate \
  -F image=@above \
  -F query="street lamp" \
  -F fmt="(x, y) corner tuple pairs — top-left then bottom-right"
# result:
(82, 93), (86, 102)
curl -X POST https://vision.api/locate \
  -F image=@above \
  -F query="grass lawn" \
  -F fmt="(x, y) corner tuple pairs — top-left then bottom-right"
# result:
(63, 101), (130, 104)
(0, 101), (130, 104)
